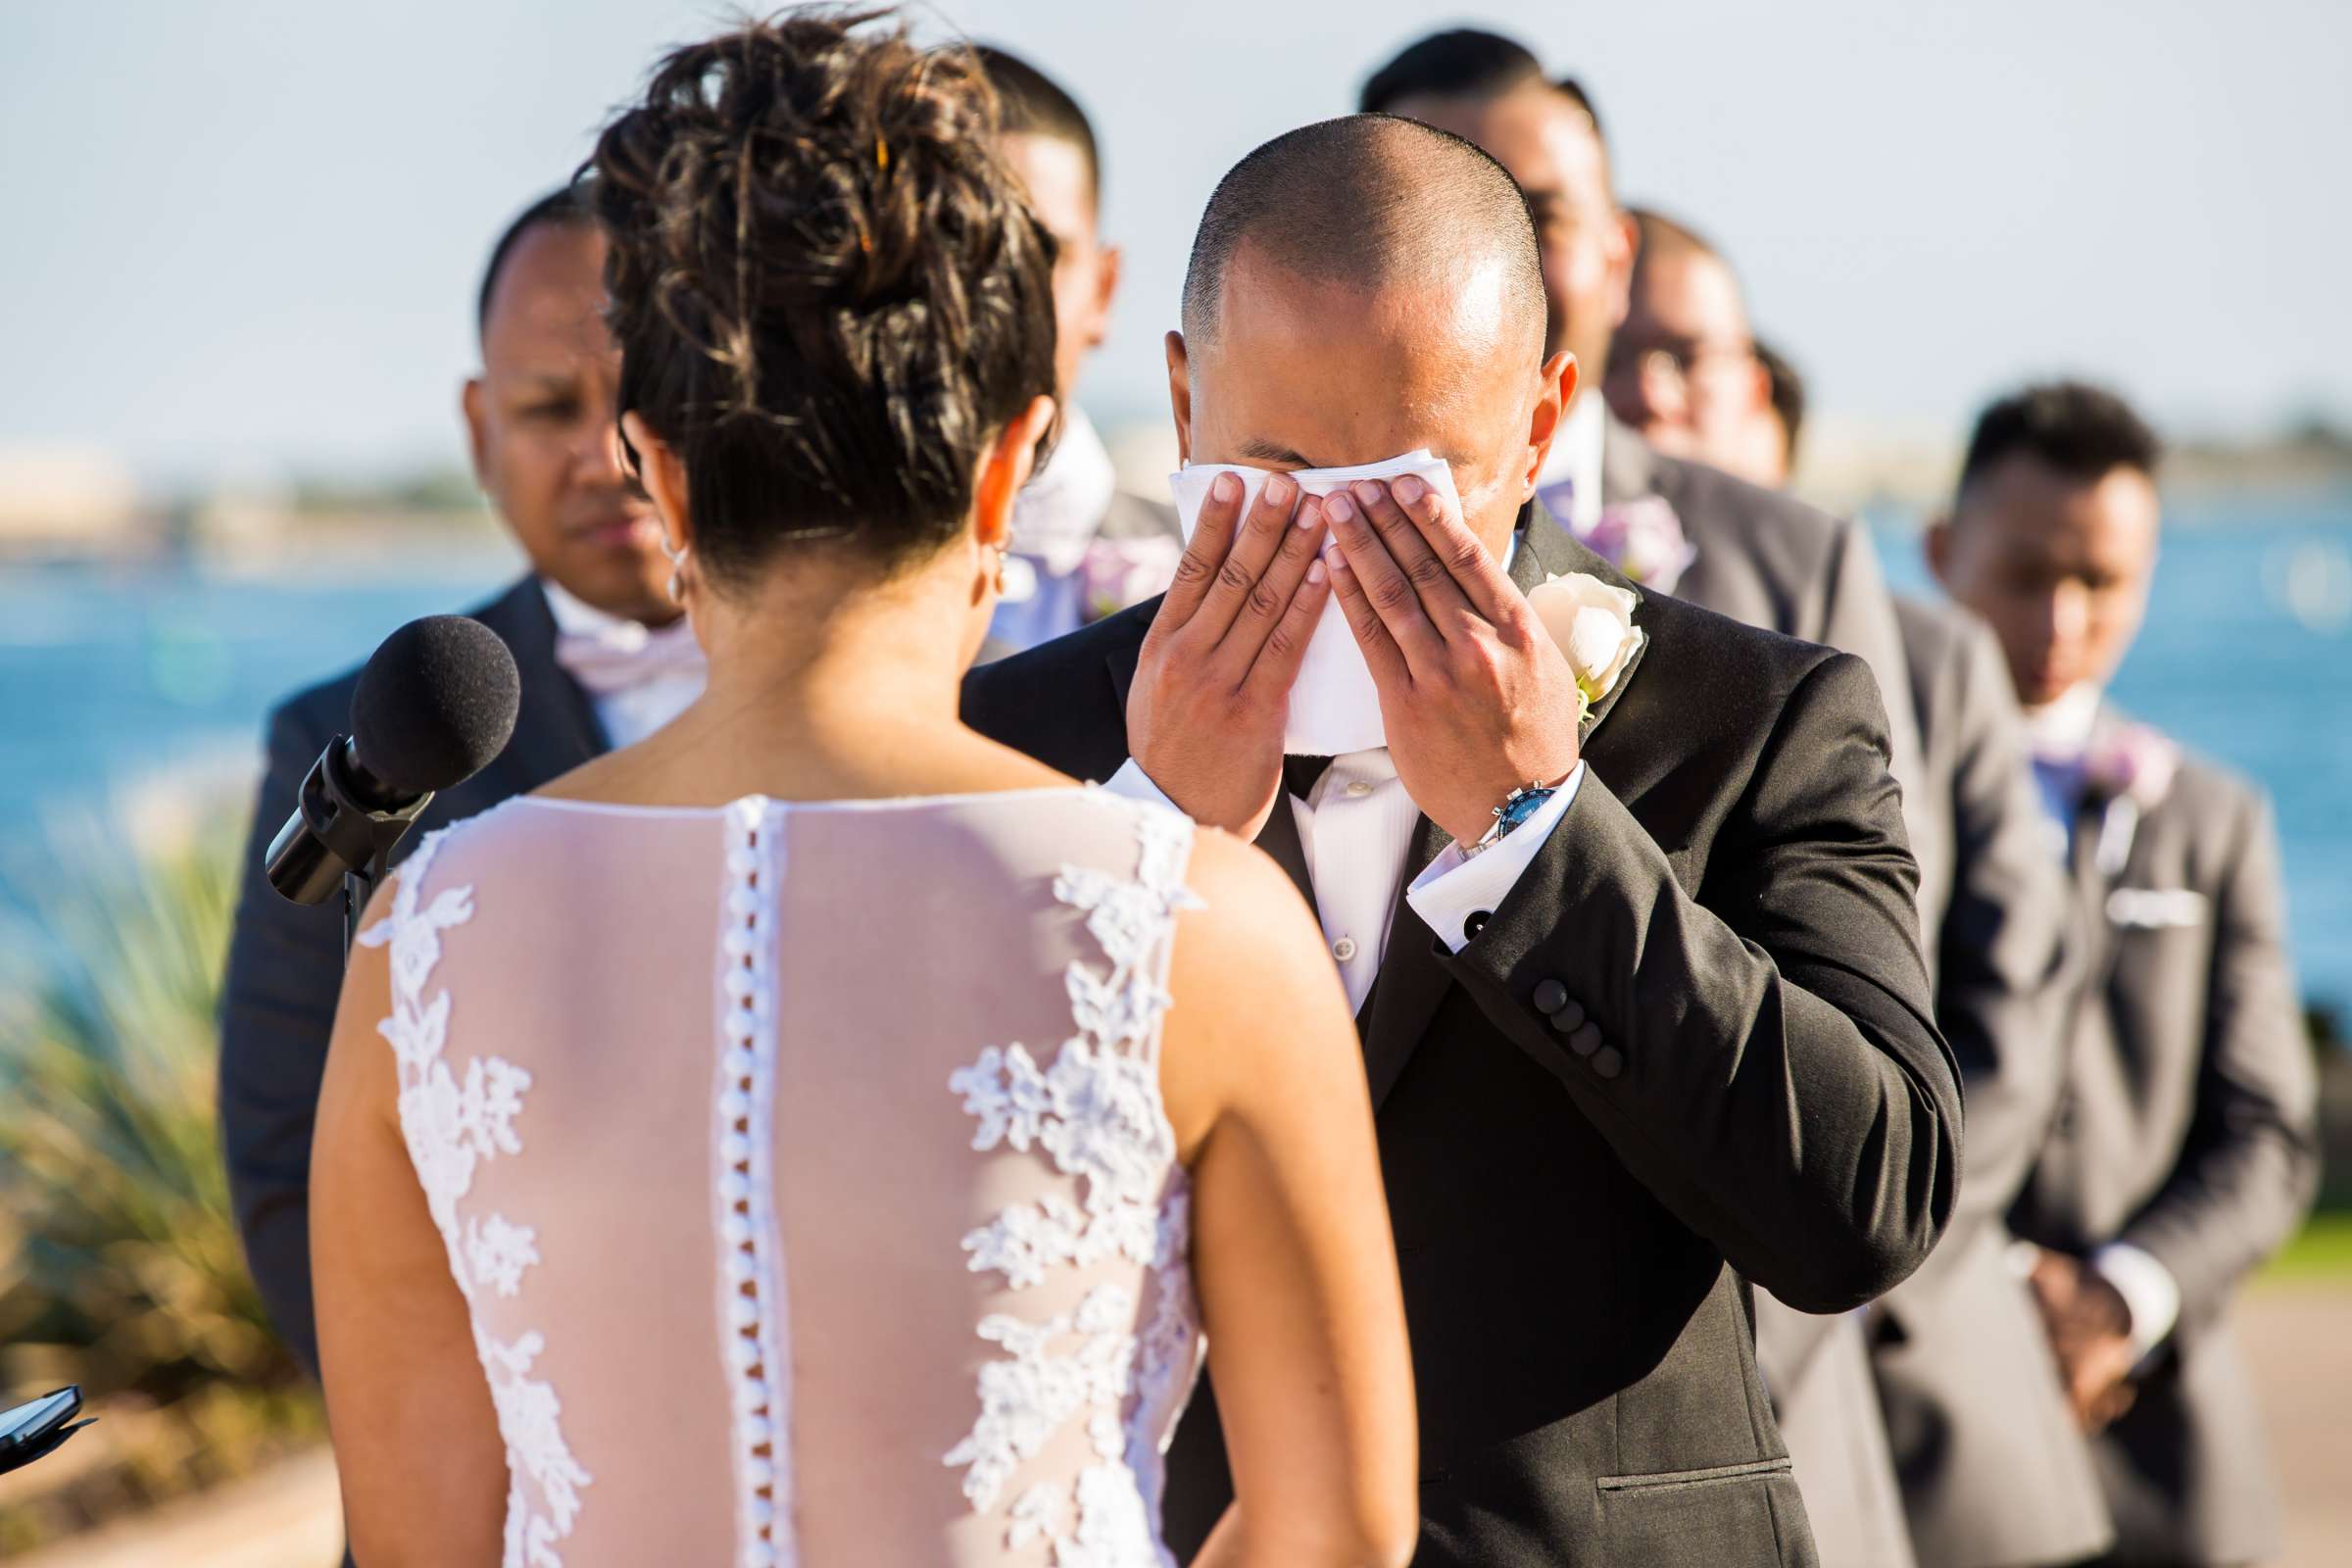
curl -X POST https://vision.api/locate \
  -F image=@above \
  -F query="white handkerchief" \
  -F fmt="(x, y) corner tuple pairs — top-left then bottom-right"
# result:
(1169, 450), (1457, 755)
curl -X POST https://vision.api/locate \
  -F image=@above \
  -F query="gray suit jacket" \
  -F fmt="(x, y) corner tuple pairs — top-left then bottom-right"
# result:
(1601, 419), (1936, 910)
(2010, 709), (2319, 1565)
(1753, 1305), (1916, 1568)
(1095, 487), (1182, 546)
(1869, 599), (2112, 1568)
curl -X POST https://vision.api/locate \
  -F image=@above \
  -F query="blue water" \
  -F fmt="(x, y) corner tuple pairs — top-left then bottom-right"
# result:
(1, 497), (2346, 1002)
(0, 556), (515, 875)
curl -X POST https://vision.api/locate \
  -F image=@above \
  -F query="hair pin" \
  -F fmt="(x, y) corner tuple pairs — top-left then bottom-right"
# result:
(875, 135), (890, 171)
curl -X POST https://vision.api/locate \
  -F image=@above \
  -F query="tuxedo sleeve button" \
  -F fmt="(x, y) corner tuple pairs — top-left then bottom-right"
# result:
(1592, 1045), (1623, 1079)
(1547, 999), (1587, 1033)
(1532, 979), (1569, 1015)
(1566, 1021), (1601, 1058)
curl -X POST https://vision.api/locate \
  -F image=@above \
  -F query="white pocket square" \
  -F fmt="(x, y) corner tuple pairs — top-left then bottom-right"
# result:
(2107, 887), (2208, 929)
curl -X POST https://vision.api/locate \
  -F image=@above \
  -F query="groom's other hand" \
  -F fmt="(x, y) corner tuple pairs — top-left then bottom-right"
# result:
(1326, 473), (1583, 846)
(1127, 468), (1332, 838)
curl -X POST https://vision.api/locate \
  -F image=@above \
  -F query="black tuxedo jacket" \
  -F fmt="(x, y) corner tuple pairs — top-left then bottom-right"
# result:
(962, 505), (1961, 1568)
(219, 575), (608, 1377)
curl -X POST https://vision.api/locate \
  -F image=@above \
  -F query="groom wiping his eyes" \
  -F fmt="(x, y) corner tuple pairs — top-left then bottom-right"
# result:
(963, 115), (1960, 1568)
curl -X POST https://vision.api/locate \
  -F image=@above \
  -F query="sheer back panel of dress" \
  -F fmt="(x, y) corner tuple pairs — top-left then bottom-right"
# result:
(374, 789), (1200, 1568)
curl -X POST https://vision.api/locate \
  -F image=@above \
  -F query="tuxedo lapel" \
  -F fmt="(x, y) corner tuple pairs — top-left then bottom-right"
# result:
(1251, 796), (1317, 912)
(1358, 504), (1645, 1108)
(2066, 801), (2121, 999)
(471, 576), (608, 794)
(2065, 705), (2137, 1003)
(1362, 813), (1453, 1105)
(1517, 502), (1650, 744)
(1104, 618), (1147, 713)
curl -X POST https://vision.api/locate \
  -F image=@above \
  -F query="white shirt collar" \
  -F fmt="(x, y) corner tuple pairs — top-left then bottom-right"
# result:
(542, 577), (664, 647)
(1537, 391), (1607, 530)
(2023, 681), (2104, 760)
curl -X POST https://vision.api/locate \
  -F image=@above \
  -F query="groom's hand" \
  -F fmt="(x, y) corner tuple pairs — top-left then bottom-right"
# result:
(1127, 469), (1332, 840)
(1326, 475), (1583, 848)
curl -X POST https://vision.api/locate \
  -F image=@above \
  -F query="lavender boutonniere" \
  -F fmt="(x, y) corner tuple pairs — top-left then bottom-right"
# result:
(1581, 495), (1697, 596)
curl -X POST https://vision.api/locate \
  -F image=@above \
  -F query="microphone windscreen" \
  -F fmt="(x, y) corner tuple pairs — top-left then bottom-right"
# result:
(349, 615), (522, 796)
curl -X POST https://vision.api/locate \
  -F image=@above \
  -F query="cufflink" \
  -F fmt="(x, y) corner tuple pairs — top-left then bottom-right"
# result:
(1463, 909), (1491, 941)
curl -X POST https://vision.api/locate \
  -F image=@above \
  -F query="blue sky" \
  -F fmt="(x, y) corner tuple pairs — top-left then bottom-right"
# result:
(4, 0), (2347, 486)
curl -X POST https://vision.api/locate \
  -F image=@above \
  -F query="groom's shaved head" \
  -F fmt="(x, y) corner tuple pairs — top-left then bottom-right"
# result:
(1165, 115), (1572, 565)
(1181, 114), (1545, 357)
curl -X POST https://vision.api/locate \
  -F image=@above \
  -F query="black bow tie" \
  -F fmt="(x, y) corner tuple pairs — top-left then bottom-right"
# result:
(1283, 754), (1334, 801)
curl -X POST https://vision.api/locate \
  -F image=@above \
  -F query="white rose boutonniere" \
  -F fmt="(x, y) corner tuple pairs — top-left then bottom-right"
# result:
(1526, 571), (1643, 720)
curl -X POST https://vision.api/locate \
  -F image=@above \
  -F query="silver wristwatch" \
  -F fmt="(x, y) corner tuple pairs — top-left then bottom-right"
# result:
(1462, 780), (1558, 858)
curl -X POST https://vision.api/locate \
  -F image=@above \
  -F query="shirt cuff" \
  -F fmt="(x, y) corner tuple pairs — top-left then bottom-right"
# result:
(2092, 1243), (2181, 1361)
(1102, 758), (1180, 811)
(1406, 761), (1587, 953)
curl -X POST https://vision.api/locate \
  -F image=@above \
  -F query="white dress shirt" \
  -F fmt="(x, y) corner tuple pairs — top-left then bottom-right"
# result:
(2019, 681), (2183, 1357)
(1537, 391), (1608, 533)
(1106, 755), (1585, 1016)
(2023, 680), (2105, 845)
(543, 581), (707, 750)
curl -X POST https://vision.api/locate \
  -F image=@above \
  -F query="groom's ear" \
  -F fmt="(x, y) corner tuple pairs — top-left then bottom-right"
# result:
(1165, 330), (1194, 465)
(1516, 349), (1578, 504)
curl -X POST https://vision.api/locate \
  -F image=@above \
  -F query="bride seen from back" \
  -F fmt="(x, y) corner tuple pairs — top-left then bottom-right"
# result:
(308, 11), (1414, 1567)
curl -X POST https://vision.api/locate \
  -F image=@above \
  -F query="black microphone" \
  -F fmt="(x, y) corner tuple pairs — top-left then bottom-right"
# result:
(263, 615), (521, 925)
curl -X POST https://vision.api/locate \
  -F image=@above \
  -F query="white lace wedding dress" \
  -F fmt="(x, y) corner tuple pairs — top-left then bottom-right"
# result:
(358, 787), (1207, 1567)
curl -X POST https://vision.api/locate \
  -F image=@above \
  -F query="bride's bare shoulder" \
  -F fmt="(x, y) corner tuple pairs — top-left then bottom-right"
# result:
(1176, 826), (1317, 937)
(1158, 825), (1358, 1149)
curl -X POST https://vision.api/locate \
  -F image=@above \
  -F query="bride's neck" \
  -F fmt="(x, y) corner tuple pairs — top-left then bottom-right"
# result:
(689, 546), (980, 741)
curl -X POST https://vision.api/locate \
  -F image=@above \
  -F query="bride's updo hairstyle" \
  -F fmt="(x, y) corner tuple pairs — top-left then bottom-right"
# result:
(587, 9), (1056, 582)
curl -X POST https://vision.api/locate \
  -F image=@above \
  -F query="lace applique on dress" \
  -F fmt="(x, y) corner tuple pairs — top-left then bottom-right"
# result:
(361, 824), (591, 1566)
(712, 799), (794, 1568)
(945, 803), (1203, 1566)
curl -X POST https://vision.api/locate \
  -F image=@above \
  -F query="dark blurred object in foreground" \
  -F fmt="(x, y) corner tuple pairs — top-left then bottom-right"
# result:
(0, 1386), (95, 1476)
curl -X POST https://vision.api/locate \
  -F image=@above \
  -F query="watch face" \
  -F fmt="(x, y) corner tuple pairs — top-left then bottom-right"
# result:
(1498, 787), (1553, 834)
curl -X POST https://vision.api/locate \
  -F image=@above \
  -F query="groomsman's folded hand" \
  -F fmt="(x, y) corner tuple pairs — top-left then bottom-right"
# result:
(2028, 1247), (2140, 1433)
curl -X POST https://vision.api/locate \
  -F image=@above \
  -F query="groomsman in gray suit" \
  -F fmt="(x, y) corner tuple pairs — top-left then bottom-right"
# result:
(1749, 348), (2116, 1568)
(1357, 30), (1933, 904)
(1870, 578), (2119, 1568)
(1932, 382), (2319, 1567)
(972, 46), (1181, 658)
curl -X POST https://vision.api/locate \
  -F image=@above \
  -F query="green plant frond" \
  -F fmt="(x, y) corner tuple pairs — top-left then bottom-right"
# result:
(0, 789), (302, 1410)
